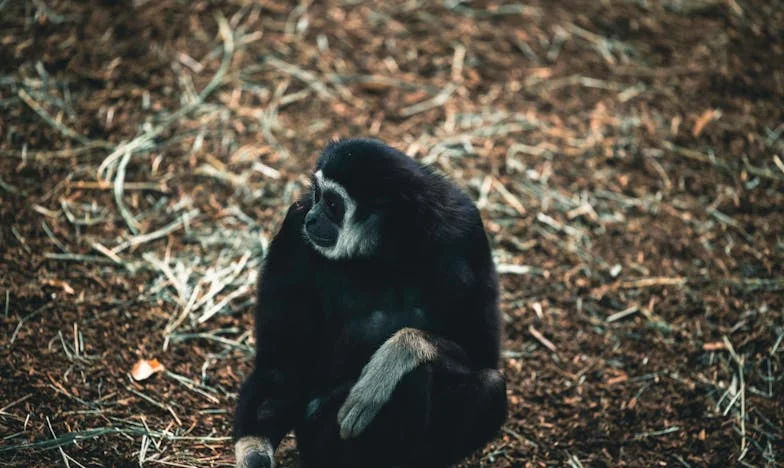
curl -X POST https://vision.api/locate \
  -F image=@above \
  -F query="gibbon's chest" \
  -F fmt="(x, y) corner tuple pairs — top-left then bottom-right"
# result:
(315, 263), (431, 358)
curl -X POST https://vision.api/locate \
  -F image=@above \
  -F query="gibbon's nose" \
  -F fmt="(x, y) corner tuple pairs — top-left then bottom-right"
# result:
(305, 210), (317, 228)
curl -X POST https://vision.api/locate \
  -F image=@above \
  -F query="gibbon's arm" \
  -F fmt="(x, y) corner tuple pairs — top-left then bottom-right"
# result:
(337, 202), (501, 440)
(432, 209), (501, 371)
(337, 328), (480, 439)
(337, 327), (436, 439)
(235, 201), (317, 463)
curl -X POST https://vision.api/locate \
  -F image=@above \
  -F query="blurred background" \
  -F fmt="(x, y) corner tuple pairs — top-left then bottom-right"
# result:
(1, 0), (782, 466)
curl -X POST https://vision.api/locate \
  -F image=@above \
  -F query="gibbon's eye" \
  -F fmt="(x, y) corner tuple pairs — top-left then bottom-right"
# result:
(322, 190), (345, 223)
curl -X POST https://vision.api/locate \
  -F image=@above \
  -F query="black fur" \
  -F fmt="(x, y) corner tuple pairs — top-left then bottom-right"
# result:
(235, 138), (506, 467)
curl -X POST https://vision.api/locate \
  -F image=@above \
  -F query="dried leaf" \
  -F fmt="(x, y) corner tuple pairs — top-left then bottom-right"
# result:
(131, 358), (165, 381)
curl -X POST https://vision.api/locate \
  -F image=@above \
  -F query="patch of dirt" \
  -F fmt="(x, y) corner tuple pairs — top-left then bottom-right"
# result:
(1, 0), (782, 466)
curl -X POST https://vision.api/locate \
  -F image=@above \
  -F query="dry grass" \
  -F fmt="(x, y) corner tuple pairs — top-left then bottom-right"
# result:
(1, 0), (782, 466)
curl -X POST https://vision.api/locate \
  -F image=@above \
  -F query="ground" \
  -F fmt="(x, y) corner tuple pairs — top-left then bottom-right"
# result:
(1, 0), (783, 466)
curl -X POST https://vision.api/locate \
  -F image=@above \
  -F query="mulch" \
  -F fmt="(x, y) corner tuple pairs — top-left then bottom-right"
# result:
(1, 0), (782, 466)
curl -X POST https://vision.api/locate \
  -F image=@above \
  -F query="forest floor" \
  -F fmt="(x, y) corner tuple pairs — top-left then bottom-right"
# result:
(1, 0), (783, 466)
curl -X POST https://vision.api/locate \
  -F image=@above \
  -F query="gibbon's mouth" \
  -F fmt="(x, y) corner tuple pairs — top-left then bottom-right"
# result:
(306, 231), (336, 248)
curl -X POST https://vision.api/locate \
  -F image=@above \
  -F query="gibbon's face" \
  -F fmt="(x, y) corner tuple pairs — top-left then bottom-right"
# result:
(303, 170), (378, 260)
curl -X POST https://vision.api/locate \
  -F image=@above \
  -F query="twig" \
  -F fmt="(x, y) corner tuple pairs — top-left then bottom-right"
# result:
(252, 161), (282, 179)
(143, 253), (190, 305)
(195, 163), (248, 187)
(534, 75), (625, 92)
(11, 226), (31, 254)
(634, 426), (680, 439)
(773, 155), (784, 175)
(163, 281), (202, 335)
(0, 394), (32, 414)
(41, 221), (68, 252)
(164, 371), (221, 404)
(113, 148), (141, 234)
(126, 385), (169, 412)
(169, 331), (253, 352)
(46, 416), (71, 468)
(528, 325), (558, 353)
(566, 452), (584, 468)
(18, 88), (107, 148)
(606, 306), (640, 323)
(536, 213), (582, 238)
(451, 44), (466, 82)
(722, 336), (748, 457)
(44, 253), (120, 265)
(190, 252), (252, 313)
(67, 180), (166, 191)
(618, 277), (687, 289)
(400, 84), (456, 117)
(709, 209), (754, 242)
(326, 73), (438, 92)
(0, 142), (106, 161)
(492, 178), (526, 215)
(112, 210), (198, 253)
(0, 426), (231, 453)
(663, 141), (783, 182)
(448, 3), (542, 18)
(265, 56), (334, 99)
(90, 242), (125, 265)
(496, 264), (542, 275)
(196, 283), (253, 323)
(0, 175), (20, 193)
(771, 331), (784, 355)
(10, 305), (48, 344)
(59, 200), (106, 227)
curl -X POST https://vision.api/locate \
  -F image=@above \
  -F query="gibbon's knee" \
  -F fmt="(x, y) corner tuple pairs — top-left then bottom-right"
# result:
(338, 328), (436, 439)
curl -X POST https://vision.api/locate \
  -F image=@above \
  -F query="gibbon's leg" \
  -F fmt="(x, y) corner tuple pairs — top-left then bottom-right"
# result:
(297, 330), (507, 468)
(413, 365), (507, 467)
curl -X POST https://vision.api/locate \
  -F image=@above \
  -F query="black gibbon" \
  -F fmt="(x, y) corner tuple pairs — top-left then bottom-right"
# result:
(234, 138), (507, 468)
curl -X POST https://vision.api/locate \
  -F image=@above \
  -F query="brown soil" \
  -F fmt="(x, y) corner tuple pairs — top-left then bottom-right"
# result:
(1, 1), (782, 466)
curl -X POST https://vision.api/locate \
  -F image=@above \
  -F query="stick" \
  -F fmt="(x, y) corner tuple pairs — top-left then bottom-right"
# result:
(663, 141), (783, 182)
(400, 84), (456, 117)
(634, 426), (680, 439)
(0, 394), (32, 414)
(0, 142), (107, 161)
(265, 56), (334, 99)
(196, 283), (253, 323)
(528, 325), (557, 353)
(18, 89), (106, 148)
(492, 178), (527, 215)
(46, 416), (71, 468)
(606, 306), (640, 323)
(44, 253), (119, 265)
(113, 148), (141, 234)
(67, 180), (166, 191)
(10, 305), (48, 344)
(0, 176), (20, 193)
(496, 264), (542, 275)
(90, 242), (125, 265)
(112, 210), (197, 253)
